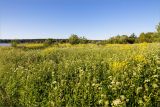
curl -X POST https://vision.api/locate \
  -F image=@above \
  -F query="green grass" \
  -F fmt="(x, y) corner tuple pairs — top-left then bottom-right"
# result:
(0, 43), (160, 107)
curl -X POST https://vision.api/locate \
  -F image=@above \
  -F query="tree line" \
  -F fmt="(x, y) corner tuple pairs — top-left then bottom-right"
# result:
(68, 23), (160, 45)
(0, 23), (160, 45)
(102, 23), (160, 44)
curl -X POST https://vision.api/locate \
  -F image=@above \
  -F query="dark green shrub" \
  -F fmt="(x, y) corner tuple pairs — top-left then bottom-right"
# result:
(68, 34), (80, 45)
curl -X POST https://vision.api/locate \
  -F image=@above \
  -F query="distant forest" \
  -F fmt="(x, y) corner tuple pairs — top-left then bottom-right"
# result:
(0, 23), (160, 45)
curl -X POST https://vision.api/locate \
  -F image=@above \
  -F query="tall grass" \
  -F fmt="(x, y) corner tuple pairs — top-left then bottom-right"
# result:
(0, 43), (160, 106)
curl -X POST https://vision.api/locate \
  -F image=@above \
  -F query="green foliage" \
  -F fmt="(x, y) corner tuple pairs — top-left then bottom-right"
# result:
(106, 35), (136, 44)
(79, 36), (88, 44)
(156, 23), (160, 33)
(0, 43), (160, 106)
(106, 22), (160, 44)
(127, 33), (137, 44)
(138, 32), (154, 43)
(106, 35), (125, 44)
(11, 40), (18, 47)
(68, 35), (88, 44)
(96, 40), (107, 45)
(68, 34), (80, 44)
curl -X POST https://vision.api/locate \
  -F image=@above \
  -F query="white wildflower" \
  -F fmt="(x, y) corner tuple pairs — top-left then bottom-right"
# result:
(52, 81), (57, 84)
(98, 99), (103, 104)
(112, 99), (122, 106)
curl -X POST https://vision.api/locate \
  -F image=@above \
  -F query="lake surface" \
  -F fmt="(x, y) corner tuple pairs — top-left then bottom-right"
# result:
(0, 43), (11, 47)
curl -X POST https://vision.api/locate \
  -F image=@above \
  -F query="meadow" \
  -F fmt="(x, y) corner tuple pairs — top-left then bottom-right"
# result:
(0, 43), (160, 107)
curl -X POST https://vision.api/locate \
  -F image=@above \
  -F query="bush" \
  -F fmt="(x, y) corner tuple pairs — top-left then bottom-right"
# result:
(68, 34), (80, 44)
(79, 36), (88, 44)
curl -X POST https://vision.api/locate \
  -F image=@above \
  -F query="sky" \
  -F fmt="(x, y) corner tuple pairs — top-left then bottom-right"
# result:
(0, 0), (160, 40)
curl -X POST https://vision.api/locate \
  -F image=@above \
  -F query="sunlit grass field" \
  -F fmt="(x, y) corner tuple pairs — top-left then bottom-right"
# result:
(0, 43), (160, 106)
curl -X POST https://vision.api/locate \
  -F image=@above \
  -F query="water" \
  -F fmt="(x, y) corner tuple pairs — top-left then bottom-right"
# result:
(0, 43), (11, 47)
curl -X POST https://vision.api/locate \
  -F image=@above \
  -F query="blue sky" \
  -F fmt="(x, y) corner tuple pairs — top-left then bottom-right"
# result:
(0, 0), (160, 40)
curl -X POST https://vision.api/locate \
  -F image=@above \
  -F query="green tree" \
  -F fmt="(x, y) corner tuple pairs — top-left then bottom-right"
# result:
(156, 23), (160, 33)
(138, 33), (146, 43)
(68, 34), (80, 44)
(79, 36), (88, 44)
(153, 23), (160, 42)
(127, 33), (137, 44)
(138, 32), (154, 43)
(106, 35), (129, 44)
(119, 35), (128, 44)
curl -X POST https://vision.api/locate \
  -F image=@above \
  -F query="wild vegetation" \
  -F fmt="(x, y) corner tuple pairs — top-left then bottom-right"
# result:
(0, 43), (160, 107)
